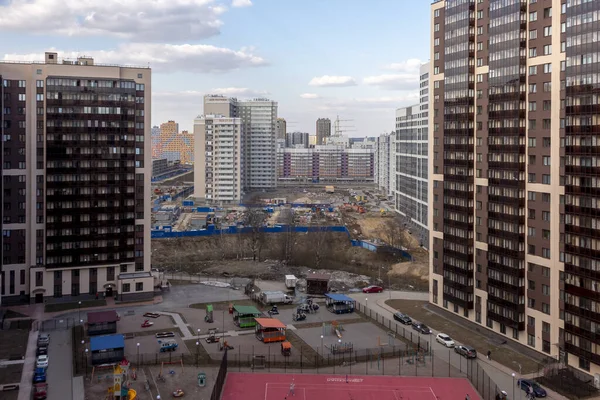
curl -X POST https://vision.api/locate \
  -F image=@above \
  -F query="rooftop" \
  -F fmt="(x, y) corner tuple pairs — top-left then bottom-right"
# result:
(0, 51), (149, 69)
(254, 318), (286, 329)
(306, 273), (330, 281)
(233, 305), (261, 315)
(87, 310), (119, 324)
(90, 334), (125, 351)
(324, 293), (355, 302)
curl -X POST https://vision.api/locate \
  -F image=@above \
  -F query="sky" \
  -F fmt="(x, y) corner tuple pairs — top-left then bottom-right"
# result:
(0, 0), (430, 136)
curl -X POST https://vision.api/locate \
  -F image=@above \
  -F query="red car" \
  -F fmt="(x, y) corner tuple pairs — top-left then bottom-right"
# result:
(362, 285), (383, 293)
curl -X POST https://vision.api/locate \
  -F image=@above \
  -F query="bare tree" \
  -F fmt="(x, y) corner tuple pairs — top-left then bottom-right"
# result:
(382, 219), (403, 248)
(243, 208), (267, 261)
(313, 226), (330, 269)
(278, 208), (297, 263)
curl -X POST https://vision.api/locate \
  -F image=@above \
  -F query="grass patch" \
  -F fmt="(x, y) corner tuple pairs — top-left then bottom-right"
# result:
(44, 299), (106, 313)
(0, 329), (29, 361)
(385, 299), (541, 374)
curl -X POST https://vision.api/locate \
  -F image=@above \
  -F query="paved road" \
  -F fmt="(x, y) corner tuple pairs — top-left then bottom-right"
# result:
(356, 295), (568, 400)
(46, 330), (73, 400)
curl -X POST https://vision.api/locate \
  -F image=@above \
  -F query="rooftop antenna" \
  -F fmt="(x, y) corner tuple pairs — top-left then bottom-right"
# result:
(333, 115), (355, 136)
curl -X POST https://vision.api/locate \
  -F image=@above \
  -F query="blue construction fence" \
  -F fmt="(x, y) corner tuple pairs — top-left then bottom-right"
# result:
(151, 225), (413, 261)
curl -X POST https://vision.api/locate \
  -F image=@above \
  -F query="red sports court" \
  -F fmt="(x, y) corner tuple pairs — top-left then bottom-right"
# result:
(221, 373), (481, 400)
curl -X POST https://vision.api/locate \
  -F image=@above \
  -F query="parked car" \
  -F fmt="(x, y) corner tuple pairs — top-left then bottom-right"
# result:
(454, 345), (477, 359)
(517, 379), (547, 398)
(411, 322), (432, 334)
(36, 346), (48, 356)
(36, 355), (49, 369)
(362, 285), (383, 293)
(435, 333), (455, 347)
(37, 333), (50, 347)
(393, 312), (412, 325)
(32, 368), (46, 383)
(34, 382), (48, 400)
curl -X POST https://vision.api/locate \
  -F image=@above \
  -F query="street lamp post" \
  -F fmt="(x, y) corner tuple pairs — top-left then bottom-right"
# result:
(78, 301), (82, 324)
(320, 335), (324, 356)
(512, 373), (516, 399)
(84, 348), (88, 378)
(136, 343), (140, 366)
(365, 297), (368, 309)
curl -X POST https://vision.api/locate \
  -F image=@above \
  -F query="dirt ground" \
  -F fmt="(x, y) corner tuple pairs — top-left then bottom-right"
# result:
(385, 299), (542, 374)
(0, 329), (28, 385)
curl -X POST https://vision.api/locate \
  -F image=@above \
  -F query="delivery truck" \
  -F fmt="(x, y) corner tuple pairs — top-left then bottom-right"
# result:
(261, 291), (293, 305)
(285, 275), (298, 289)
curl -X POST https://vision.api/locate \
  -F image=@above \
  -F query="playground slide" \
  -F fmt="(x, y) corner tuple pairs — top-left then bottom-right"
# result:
(128, 389), (137, 400)
(335, 329), (342, 339)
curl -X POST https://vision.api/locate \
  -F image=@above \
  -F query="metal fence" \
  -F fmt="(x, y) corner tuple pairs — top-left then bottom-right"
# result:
(34, 317), (79, 331)
(211, 348), (228, 400)
(535, 362), (599, 399)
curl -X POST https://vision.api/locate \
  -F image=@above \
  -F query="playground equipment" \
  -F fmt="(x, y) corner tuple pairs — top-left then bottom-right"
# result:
(322, 321), (344, 338)
(232, 305), (261, 328)
(205, 304), (214, 323)
(172, 389), (185, 397)
(155, 332), (175, 338)
(281, 341), (292, 356)
(106, 359), (134, 400)
(205, 328), (220, 344)
(292, 312), (306, 321)
(144, 312), (160, 318)
(141, 320), (154, 328)
(158, 339), (178, 352)
(378, 332), (396, 347)
(255, 318), (286, 343)
(268, 305), (279, 315)
(159, 359), (184, 377)
(328, 342), (353, 355)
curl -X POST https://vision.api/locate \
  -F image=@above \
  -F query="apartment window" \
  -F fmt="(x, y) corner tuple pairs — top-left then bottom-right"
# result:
(528, 66), (537, 76)
(580, 358), (590, 371)
(528, 297), (536, 308)
(529, 209), (536, 219)
(542, 284), (550, 296)
(529, 101), (537, 111)
(36, 80), (44, 88)
(561, 41), (566, 53)
(543, 63), (552, 74)
(434, 52), (439, 61)
(542, 248), (551, 259)
(477, 10), (483, 19)
(542, 303), (550, 314)
(528, 138), (536, 147)
(122, 283), (131, 293)
(542, 211), (551, 221)
(542, 266), (550, 277)
(477, 42), (483, 51)
(542, 174), (551, 185)
(434, 23), (439, 32)
(120, 265), (127, 273)
(530, 11), (537, 21)
(434, 38), (440, 46)
(543, 45), (552, 55)
(136, 282), (143, 291)
(477, 26), (483, 35)
(434, 66), (439, 74)
(543, 100), (551, 111)
(543, 137), (551, 147)
(434, 9), (440, 17)
(529, 48), (537, 58)
(486, 318), (493, 329)
(529, 29), (537, 40)
(528, 119), (537, 129)
(543, 7), (551, 18)
(529, 155), (537, 165)
(542, 340), (551, 353)
(528, 227), (536, 237)
(561, 3), (566, 13)
(528, 334), (536, 347)
(107, 267), (115, 281)
(529, 84), (537, 93)
(543, 156), (551, 166)
(477, 58), (483, 67)
(543, 26), (552, 37)
(528, 244), (536, 255)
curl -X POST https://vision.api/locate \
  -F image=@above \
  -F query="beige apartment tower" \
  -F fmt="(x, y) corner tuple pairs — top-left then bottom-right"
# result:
(194, 115), (242, 204)
(0, 52), (153, 305)
(429, 0), (600, 379)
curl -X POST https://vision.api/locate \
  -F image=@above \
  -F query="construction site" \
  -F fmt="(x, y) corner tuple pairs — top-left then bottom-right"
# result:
(151, 184), (429, 292)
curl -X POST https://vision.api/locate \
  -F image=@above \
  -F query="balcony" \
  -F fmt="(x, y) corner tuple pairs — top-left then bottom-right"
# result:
(487, 309), (525, 331)
(443, 292), (474, 310)
(564, 322), (600, 344)
(488, 277), (525, 296)
(565, 303), (600, 324)
(564, 342), (600, 366)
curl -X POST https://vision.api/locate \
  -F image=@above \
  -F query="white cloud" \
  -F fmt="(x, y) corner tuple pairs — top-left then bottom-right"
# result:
(3, 43), (268, 73)
(383, 58), (424, 72)
(0, 0), (227, 42)
(300, 93), (321, 99)
(308, 75), (357, 87)
(232, 0), (252, 7)
(363, 73), (417, 90)
(319, 93), (419, 111)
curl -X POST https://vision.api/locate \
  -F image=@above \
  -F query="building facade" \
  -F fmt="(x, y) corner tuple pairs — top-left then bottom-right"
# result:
(429, 0), (600, 377)
(316, 118), (332, 145)
(286, 131), (310, 148)
(277, 146), (374, 183)
(0, 52), (153, 305)
(395, 62), (430, 249)
(276, 118), (287, 140)
(193, 115), (242, 204)
(203, 95), (278, 191)
(375, 133), (392, 196)
(151, 120), (194, 165)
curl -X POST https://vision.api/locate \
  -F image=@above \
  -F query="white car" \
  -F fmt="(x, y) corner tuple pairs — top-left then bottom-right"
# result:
(436, 333), (455, 348)
(36, 355), (49, 369)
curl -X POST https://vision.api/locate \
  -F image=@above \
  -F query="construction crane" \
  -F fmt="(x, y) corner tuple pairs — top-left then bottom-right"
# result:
(333, 115), (356, 136)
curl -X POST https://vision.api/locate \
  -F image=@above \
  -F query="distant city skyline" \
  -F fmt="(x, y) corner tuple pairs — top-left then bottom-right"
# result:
(0, 0), (429, 136)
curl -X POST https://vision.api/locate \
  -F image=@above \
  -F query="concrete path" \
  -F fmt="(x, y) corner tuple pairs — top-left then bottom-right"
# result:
(361, 296), (568, 400)
(46, 330), (73, 400)
(0, 359), (25, 366)
(17, 329), (39, 400)
(347, 289), (429, 303)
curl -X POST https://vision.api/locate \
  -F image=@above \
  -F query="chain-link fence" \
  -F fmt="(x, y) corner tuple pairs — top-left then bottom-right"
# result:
(33, 317), (79, 331)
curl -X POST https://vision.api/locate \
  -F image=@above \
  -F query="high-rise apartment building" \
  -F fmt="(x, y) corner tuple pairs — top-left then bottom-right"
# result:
(316, 118), (332, 145)
(0, 52), (153, 305)
(395, 62), (430, 249)
(429, 0), (600, 377)
(194, 115), (242, 203)
(201, 95), (278, 194)
(276, 118), (287, 140)
(375, 133), (392, 195)
(151, 121), (194, 165)
(286, 131), (310, 148)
